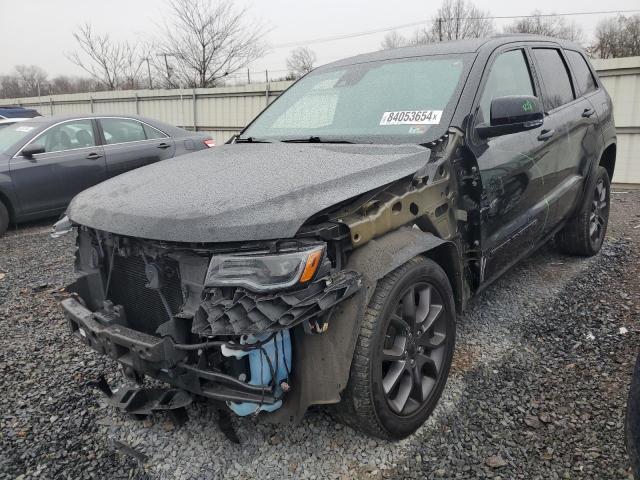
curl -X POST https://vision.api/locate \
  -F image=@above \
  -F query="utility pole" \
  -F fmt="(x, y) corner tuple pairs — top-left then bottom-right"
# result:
(437, 18), (443, 42)
(247, 68), (251, 85)
(156, 53), (175, 87)
(143, 57), (153, 89)
(164, 53), (171, 86)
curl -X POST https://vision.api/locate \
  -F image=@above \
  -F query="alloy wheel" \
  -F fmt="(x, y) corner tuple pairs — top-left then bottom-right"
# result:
(380, 282), (449, 416)
(589, 177), (608, 247)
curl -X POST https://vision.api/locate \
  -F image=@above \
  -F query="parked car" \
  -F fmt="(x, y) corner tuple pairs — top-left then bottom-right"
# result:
(0, 106), (41, 119)
(58, 35), (615, 440)
(627, 354), (640, 478)
(0, 114), (214, 235)
(0, 117), (28, 130)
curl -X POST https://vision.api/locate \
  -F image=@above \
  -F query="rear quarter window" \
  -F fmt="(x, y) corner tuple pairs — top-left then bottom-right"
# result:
(565, 50), (598, 96)
(143, 123), (168, 140)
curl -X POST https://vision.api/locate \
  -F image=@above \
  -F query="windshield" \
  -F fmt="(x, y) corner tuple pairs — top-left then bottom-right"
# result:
(0, 122), (42, 153)
(242, 55), (469, 143)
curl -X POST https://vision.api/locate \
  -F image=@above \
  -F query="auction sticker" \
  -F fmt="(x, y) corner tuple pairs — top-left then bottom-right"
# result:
(380, 110), (442, 125)
(15, 126), (35, 132)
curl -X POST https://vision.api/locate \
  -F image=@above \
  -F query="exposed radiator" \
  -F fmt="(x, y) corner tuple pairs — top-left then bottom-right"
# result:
(107, 255), (184, 334)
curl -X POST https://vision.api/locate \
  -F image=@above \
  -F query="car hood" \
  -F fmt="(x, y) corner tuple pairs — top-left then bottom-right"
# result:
(67, 143), (431, 243)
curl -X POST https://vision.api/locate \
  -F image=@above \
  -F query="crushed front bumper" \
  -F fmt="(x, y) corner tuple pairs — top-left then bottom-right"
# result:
(61, 297), (279, 405)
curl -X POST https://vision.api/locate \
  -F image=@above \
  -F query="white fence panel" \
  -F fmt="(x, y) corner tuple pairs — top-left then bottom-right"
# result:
(1, 59), (638, 183)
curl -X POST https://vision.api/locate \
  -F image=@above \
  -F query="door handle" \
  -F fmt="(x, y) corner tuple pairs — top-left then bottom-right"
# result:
(537, 129), (555, 141)
(157, 143), (171, 149)
(582, 108), (595, 118)
(85, 152), (102, 160)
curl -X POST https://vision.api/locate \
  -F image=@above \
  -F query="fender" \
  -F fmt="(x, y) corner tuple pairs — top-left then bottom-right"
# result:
(267, 227), (461, 424)
(0, 170), (18, 221)
(574, 137), (617, 214)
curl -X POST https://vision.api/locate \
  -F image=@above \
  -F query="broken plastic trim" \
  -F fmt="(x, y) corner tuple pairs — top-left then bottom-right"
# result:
(61, 297), (280, 405)
(87, 374), (192, 425)
(193, 270), (362, 336)
(51, 215), (73, 238)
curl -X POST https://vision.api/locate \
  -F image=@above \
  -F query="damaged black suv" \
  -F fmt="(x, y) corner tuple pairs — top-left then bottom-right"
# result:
(58, 35), (616, 440)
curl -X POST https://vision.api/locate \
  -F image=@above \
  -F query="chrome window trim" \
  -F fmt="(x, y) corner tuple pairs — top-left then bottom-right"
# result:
(13, 118), (97, 159)
(13, 116), (170, 158)
(11, 145), (103, 164)
(142, 122), (170, 140)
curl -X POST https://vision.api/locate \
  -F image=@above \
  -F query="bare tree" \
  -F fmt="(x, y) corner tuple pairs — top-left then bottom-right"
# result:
(157, 0), (267, 88)
(49, 75), (103, 95)
(414, 0), (493, 44)
(67, 23), (145, 90)
(380, 31), (409, 50)
(286, 47), (317, 78)
(0, 75), (23, 99)
(590, 15), (640, 58)
(14, 65), (48, 96)
(504, 11), (583, 42)
(0, 67), (105, 99)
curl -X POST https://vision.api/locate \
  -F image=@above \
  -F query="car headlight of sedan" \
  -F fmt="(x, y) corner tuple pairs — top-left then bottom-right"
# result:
(204, 245), (325, 292)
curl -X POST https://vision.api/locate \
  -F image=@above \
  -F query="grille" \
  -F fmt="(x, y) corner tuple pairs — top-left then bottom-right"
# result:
(107, 255), (184, 334)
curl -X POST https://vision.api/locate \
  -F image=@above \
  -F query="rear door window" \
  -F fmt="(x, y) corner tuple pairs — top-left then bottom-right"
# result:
(565, 50), (598, 96)
(100, 118), (147, 144)
(532, 48), (575, 111)
(478, 49), (535, 124)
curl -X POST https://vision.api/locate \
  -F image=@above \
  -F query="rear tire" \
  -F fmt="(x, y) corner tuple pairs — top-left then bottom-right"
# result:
(626, 354), (640, 479)
(556, 166), (610, 256)
(0, 201), (9, 237)
(333, 256), (456, 440)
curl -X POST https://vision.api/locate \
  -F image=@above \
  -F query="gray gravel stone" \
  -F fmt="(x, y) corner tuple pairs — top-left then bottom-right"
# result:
(1, 191), (638, 479)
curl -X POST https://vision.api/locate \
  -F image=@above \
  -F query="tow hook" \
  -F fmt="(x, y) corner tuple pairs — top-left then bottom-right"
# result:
(86, 374), (192, 426)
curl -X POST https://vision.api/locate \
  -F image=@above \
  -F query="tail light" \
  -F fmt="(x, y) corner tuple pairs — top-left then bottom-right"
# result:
(203, 138), (215, 148)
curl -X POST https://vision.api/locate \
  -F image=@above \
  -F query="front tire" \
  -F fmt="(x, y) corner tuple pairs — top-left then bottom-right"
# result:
(0, 201), (9, 237)
(335, 256), (456, 440)
(556, 166), (610, 256)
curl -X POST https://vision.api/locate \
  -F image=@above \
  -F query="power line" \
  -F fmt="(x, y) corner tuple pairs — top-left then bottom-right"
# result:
(272, 9), (640, 49)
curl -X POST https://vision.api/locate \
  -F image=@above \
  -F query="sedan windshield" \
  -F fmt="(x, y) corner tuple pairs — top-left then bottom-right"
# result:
(0, 122), (42, 153)
(242, 55), (469, 143)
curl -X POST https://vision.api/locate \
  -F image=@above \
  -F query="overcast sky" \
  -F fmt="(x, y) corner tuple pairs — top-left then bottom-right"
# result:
(1, 0), (639, 79)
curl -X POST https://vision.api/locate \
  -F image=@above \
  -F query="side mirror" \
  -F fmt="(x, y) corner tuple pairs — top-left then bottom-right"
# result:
(21, 144), (45, 158)
(477, 96), (544, 139)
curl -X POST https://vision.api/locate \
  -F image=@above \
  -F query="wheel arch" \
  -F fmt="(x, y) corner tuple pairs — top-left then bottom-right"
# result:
(267, 227), (466, 424)
(599, 142), (616, 181)
(0, 187), (15, 222)
(346, 227), (465, 312)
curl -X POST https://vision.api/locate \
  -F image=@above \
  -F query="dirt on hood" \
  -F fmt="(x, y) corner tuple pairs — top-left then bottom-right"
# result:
(66, 142), (431, 243)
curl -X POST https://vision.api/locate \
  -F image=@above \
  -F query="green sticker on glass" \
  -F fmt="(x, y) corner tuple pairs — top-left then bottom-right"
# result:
(522, 100), (534, 112)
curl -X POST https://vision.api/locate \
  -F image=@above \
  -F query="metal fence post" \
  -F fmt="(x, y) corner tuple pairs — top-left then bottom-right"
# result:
(89, 97), (94, 113)
(192, 88), (197, 131)
(50, 98), (54, 115)
(135, 93), (139, 114)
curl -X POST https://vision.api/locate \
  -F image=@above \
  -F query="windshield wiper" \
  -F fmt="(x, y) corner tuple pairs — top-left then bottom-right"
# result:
(235, 136), (271, 143)
(280, 136), (354, 144)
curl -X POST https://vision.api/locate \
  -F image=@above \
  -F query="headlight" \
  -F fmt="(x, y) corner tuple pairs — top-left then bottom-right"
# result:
(204, 245), (325, 292)
(51, 215), (73, 238)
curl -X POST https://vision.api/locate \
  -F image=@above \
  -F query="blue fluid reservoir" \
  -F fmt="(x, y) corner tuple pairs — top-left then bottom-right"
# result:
(220, 330), (292, 416)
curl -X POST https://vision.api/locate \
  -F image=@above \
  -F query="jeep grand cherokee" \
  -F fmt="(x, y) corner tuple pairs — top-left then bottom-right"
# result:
(58, 35), (616, 440)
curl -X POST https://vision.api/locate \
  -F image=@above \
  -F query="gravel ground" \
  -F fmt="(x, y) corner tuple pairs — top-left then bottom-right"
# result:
(1, 190), (639, 480)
